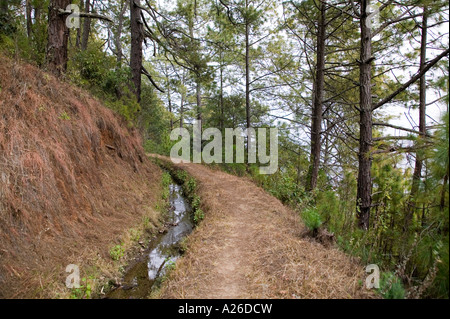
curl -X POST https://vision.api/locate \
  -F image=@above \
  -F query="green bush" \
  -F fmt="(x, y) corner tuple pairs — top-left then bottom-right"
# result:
(109, 243), (125, 261)
(161, 172), (172, 200)
(316, 190), (339, 230)
(193, 208), (204, 224)
(70, 277), (93, 299)
(378, 272), (405, 299)
(301, 207), (322, 232)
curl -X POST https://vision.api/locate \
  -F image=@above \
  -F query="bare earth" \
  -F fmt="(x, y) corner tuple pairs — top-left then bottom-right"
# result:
(152, 155), (374, 299)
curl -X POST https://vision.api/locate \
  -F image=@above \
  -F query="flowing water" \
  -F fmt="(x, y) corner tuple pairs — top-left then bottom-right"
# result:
(106, 183), (193, 299)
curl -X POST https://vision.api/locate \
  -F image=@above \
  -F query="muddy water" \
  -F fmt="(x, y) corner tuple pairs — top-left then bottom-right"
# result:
(106, 183), (193, 299)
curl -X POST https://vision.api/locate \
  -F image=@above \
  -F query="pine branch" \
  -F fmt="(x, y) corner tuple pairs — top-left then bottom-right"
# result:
(372, 48), (450, 111)
(58, 9), (113, 23)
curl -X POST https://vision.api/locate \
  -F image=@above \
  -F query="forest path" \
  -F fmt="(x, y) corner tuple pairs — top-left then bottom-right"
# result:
(149, 155), (374, 299)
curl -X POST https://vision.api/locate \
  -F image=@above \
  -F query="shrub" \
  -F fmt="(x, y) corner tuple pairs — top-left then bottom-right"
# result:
(301, 207), (322, 232)
(193, 208), (204, 224)
(109, 243), (125, 261)
(378, 272), (405, 299)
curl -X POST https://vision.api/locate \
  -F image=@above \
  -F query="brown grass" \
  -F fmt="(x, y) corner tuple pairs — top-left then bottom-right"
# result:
(0, 55), (162, 298)
(152, 158), (376, 299)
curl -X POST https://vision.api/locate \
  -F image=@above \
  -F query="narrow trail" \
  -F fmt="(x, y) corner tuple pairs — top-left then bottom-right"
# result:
(151, 155), (374, 299)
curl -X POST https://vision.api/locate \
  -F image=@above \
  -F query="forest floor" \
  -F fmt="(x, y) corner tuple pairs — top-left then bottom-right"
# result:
(150, 155), (376, 299)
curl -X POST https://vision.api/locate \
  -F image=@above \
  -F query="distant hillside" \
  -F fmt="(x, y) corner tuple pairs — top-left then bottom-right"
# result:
(0, 55), (162, 298)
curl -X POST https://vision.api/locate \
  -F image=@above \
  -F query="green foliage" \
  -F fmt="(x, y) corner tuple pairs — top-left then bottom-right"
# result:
(378, 272), (405, 299)
(0, 8), (17, 36)
(161, 171), (172, 200)
(109, 243), (125, 261)
(70, 276), (93, 299)
(301, 207), (322, 232)
(0, 0), (48, 65)
(174, 169), (188, 183)
(141, 85), (172, 155)
(142, 215), (151, 229)
(191, 194), (204, 224)
(70, 47), (109, 85)
(129, 228), (140, 242)
(429, 236), (449, 298)
(193, 208), (205, 224)
(67, 46), (143, 125)
(59, 111), (71, 121)
(315, 190), (340, 231)
(266, 173), (303, 205)
(191, 195), (201, 210)
(185, 178), (197, 195)
(161, 171), (172, 187)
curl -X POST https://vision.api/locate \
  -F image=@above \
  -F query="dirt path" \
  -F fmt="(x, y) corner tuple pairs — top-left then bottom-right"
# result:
(151, 156), (374, 299)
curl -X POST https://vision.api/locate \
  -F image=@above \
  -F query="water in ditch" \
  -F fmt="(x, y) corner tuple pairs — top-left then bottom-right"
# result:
(105, 183), (193, 299)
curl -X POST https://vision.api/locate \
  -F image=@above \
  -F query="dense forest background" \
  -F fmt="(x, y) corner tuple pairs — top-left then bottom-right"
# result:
(0, 0), (448, 298)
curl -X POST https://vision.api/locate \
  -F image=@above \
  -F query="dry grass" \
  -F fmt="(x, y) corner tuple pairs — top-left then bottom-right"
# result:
(0, 55), (162, 298)
(152, 159), (376, 299)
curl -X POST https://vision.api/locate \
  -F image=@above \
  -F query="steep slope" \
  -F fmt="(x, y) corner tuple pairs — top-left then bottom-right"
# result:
(0, 55), (162, 298)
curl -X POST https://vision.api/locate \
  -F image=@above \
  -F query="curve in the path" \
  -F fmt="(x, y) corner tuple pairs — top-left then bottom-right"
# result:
(151, 156), (374, 299)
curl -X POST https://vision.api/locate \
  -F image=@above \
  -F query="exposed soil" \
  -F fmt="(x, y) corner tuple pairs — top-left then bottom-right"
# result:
(152, 155), (375, 299)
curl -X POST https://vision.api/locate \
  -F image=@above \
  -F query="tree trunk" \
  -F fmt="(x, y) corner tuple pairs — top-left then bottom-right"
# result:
(196, 79), (202, 124)
(81, 0), (91, 50)
(46, 0), (71, 76)
(220, 50), (224, 134)
(168, 88), (173, 130)
(35, 6), (41, 22)
(75, 0), (84, 48)
(130, 0), (143, 102)
(26, 0), (32, 38)
(245, 17), (250, 130)
(115, 0), (127, 64)
(180, 71), (186, 129)
(307, 0), (326, 192)
(441, 167), (448, 212)
(405, 6), (428, 230)
(357, 0), (373, 230)
(180, 92), (185, 129)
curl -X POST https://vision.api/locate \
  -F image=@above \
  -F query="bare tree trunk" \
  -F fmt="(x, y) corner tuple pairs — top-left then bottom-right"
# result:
(323, 117), (330, 169)
(307, 0), (326, 192)
(220, 50), (224, 134)
(180, 70), (186, 129)
(357, 0), (373, 230)
(441, 169), (449, 212)
(46, 0), (71, 76)
(405, 6), (428, 230)
(188, 9), (202, 132)
(35, 5), (41, 22)
(168, 88), (173, 130)
(26, 0), (32, 38)
(115, 0), (127, 64)
(180, 92), (185, 129)
(75, 0), (84, 48)
(81, 0), (91, 50)
(130, 0), (143, 102)
(196, 79), (202, 124)
(245, 15), (250, 130)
